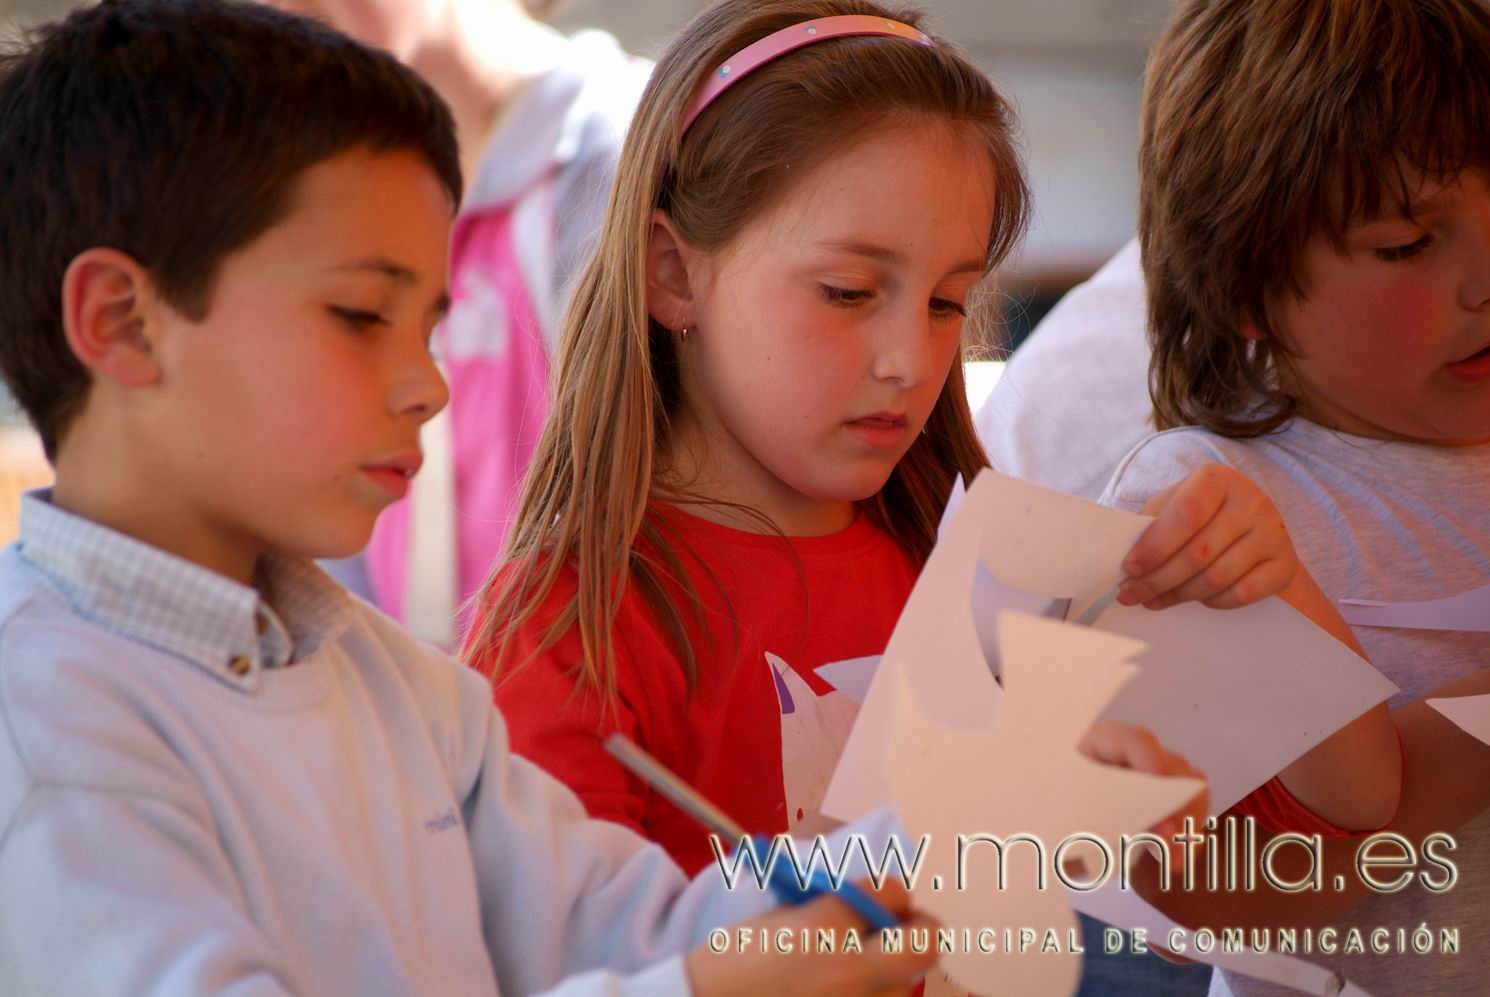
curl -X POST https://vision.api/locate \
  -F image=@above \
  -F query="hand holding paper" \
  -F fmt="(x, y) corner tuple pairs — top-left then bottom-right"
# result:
(1119, 462), (1299, 611)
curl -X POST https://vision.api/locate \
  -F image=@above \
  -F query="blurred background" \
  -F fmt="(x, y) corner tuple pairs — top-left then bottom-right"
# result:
(0, 0), (1176, 538)
(1, 0), (1175, 343)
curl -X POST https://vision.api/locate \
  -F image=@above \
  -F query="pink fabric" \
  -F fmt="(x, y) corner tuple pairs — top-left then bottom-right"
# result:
(365, 206), (551, 627)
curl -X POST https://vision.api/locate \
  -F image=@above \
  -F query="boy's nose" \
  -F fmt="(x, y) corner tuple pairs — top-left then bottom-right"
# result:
(1469, 236), (1490, 313)
(391, 349), (450, 423)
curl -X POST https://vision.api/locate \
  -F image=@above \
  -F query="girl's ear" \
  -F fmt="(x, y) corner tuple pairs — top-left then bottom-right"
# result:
(646, 210), (697, 331)
(1238, 319), (1266, 342)
(60, 247), (162, 387)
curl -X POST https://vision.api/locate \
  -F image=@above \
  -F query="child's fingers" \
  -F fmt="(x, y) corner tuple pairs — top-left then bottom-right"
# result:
(863, 878), (913, 917)
(1200, 557), (1296, 610)
(858, 911), (942, 991)
(1162, 525), (1273, 605)
(1126, 474), (1227, 579)
(1080, 722), (1166, 772)
(1120, 496), (1251, 606)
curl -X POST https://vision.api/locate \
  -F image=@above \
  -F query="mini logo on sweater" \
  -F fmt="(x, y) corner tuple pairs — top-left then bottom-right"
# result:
(423, 808), (461, 834)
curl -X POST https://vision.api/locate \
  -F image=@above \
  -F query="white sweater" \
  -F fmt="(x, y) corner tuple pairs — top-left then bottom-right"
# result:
(0, 493), (898, 995)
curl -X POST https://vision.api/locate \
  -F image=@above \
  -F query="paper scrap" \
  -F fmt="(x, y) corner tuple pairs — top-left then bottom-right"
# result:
(1340, 581), (1490, 632)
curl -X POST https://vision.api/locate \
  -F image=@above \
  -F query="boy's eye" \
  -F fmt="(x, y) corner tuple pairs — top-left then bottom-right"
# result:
(931, 297), (969, 319)
(1374, 234), (1434, 262)
(331, 306), (390, 329)
(818, 284), (875, 307)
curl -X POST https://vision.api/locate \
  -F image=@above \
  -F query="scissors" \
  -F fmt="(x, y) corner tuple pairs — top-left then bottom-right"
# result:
(603, 734), (901, 931)
(1047, 581), (1125, 628)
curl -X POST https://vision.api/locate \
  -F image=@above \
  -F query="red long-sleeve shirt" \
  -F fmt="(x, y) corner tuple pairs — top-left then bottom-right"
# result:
(474, 503), (918, 875)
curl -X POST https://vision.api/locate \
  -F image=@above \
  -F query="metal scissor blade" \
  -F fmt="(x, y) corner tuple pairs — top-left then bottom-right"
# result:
(1067, 583), (1124, 627)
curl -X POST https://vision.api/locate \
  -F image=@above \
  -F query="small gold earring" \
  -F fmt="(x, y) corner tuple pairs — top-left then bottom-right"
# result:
(680, 324), (690, 342)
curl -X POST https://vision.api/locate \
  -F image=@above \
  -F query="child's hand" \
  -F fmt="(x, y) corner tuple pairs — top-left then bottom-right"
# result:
(1079, 722), (1209, 840)
(686, 879), (938, 997)
(1118, 464), (1298, 611)
(1079, 723), (1208, 903)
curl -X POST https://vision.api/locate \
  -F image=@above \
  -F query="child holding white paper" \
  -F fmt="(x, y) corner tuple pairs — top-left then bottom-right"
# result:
(1102, 0), (1490, 992)
(0, 2), (943, 993)
(464, 0), (1391, 881)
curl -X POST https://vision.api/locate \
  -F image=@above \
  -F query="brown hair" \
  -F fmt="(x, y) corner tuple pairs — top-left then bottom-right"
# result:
(1141, 0), (1490, 436)
(0, 0), (459, 460)
(466, 0), (1029, 703)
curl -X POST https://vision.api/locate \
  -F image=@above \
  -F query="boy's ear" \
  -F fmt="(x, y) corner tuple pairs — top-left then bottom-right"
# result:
(646, 210), (697, 331)
(60, 247), (162, 387)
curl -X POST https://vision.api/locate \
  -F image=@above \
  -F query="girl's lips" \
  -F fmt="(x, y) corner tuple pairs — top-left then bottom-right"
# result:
(1447, 344), (1490, 382)
(846, 414), (909, 449)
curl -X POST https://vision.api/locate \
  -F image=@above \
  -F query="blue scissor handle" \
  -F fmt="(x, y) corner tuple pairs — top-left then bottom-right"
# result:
(750, 836), (901, 932)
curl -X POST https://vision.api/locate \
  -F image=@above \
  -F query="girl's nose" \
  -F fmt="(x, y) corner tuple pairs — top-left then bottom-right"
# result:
(869, 312), (937, 388)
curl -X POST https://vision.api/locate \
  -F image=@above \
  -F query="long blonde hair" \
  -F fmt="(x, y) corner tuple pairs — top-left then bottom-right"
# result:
(467, 0), (1030, 703)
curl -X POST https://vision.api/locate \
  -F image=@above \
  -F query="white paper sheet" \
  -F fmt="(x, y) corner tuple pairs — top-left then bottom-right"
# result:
(1427, 692), (1490, 746)
(823, 469), (1398, 820)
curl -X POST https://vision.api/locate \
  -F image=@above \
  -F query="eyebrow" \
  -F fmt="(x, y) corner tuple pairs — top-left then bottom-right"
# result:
(816, 239), (987, 276)
(328, 256), (450, 318)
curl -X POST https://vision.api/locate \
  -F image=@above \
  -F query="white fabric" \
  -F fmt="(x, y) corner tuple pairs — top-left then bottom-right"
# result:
(0, 492), (902, 995)
(976, 240), (1152, 499)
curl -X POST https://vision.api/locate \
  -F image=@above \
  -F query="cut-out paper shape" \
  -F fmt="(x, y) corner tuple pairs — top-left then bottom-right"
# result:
(1339, 581), (1490, 632)
(824, 470), (1009, 821)
(823, 470), (1398, 820)
(767, 652), (858, 831)
(1428, 693), (1490, 747)
(888, 612), (1204, 996)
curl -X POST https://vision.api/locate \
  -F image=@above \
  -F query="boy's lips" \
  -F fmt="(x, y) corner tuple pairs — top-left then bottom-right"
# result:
(362, 452), (422, 500)
(1447, 342), (1490, 382)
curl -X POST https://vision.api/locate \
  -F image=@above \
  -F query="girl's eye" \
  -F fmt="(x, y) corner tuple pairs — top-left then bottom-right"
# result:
(931, 297), (968, 319)
(1374, 234), (1433, 262)
(818, 284), (875, 307)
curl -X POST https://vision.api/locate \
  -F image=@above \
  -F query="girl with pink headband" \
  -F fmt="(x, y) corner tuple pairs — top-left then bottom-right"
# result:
(465, 0), (1390, 977)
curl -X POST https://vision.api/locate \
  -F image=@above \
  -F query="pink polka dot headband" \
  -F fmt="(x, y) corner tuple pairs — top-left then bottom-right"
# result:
(680, 14), (934, 136)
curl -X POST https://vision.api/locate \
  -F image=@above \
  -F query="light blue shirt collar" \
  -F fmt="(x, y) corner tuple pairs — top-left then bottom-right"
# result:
(16, 490), (351, 692)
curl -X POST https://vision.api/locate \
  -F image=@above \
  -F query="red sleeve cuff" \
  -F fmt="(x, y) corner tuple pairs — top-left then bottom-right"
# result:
(1224, 727), (1405, 839)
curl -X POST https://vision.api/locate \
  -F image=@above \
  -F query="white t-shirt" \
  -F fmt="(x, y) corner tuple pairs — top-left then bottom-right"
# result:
(976, 240), (1153, 500)
(1102, 419), (1490, 997)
